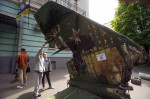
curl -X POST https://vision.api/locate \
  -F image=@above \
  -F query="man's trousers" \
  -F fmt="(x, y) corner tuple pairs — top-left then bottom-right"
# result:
(34, 71), (43, 95)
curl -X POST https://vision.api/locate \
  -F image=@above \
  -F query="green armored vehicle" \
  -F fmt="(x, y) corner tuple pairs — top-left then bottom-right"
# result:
(34, 1), (146, 99)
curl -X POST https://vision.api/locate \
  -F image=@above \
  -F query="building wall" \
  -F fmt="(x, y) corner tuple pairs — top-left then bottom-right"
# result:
(0, 0), (89, 73)
(54, 0), (89, 17)
(70, 0), (89, 17)
(103, 22), (113, 29)
(0, 0), (19, 56)
(0, 0), (19, 73)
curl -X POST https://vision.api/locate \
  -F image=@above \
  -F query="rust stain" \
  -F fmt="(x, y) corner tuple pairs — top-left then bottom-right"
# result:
(81, 47), (125, 85)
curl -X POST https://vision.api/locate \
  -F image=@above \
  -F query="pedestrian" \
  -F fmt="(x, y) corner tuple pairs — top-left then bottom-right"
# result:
(34, 43), (46, 97)
(16, 48), (30, 88)
(42, 53), (54, 91)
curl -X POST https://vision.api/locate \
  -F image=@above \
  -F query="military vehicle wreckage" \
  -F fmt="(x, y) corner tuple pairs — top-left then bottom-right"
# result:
(34, 1), (146, 99)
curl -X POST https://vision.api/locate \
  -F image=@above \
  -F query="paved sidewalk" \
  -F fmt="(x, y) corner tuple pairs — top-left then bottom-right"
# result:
(0, 66), (150, 99)
(130, 65), (150, 99)
(0, 69), (69, 99)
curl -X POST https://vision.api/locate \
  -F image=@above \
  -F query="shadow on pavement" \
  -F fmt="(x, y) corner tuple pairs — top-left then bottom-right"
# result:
(16, 92), (35, 99)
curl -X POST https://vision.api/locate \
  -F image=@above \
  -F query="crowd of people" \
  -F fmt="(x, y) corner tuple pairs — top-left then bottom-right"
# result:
(15, 43), (54, 97)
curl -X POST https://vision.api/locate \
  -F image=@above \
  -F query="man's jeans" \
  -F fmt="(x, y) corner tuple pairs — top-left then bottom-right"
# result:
(18, 67), (27, 86)
(42, 71), (51, 88)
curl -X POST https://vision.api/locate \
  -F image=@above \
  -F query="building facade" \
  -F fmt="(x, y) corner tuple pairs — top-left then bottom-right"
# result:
(0, 0), (89, 73)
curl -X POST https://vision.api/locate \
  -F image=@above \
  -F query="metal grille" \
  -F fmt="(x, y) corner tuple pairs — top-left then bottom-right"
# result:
(31, 0), (86, 16)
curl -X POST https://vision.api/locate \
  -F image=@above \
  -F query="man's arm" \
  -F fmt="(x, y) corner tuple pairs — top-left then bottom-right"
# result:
(35, 49), (41, 58)
(48, 58), (52, 72)
(16, 55), (19, 63)
(27, 55), (30, 66)
(35, 43), (46, 57)
(41, 43), (46, 51)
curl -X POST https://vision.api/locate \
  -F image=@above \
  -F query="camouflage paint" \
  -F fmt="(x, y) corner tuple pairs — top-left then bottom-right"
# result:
(34, 1), (146, 99)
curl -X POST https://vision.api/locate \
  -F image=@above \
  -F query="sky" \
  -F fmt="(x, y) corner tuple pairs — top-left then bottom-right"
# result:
(89, 0), (118, 25)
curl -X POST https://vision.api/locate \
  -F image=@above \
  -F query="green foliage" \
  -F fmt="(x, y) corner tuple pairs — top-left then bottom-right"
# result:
(139, 27), (150, 45)
(111, 1), (150, 52)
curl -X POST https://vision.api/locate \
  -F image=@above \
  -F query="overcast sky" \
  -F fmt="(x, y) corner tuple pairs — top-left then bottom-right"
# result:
(89, 0), (118, 24)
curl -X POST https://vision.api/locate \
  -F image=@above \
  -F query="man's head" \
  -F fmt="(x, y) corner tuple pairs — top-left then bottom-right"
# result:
(21, 48), (26, 52)
(43, 52), (47, 58)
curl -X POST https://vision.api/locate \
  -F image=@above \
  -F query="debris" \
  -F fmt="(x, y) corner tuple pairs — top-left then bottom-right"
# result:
(131, 77), (141, 85)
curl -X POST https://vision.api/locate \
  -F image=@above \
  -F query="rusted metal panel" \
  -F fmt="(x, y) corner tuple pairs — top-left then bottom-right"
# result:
(34, 1), (147, 99)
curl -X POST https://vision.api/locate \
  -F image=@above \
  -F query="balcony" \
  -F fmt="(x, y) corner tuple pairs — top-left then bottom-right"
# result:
(8, 0), (86, 16)
(30, 0), (86, 16)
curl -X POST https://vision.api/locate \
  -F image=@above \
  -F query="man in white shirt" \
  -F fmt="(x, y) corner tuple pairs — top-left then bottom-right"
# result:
(34, 43), (46, 97)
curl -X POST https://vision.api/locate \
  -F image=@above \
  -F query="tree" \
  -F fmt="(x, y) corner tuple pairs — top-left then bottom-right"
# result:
(111, 1), (150, 54)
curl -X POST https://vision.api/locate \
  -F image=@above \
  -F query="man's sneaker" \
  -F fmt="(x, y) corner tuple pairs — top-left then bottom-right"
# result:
(49, 86), (54, 89)
(17, 85), (23, 89)
(24, 83), (27, 86)
(42, 87), (45, 91)
(35, 93), (41, 97)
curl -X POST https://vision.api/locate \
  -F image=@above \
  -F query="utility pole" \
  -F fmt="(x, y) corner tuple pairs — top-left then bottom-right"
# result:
(18, 0), (25, 54)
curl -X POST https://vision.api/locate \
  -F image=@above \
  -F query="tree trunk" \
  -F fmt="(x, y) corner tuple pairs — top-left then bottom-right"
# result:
(144, 44), (149, 54)
(144, 44), (150, 66)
